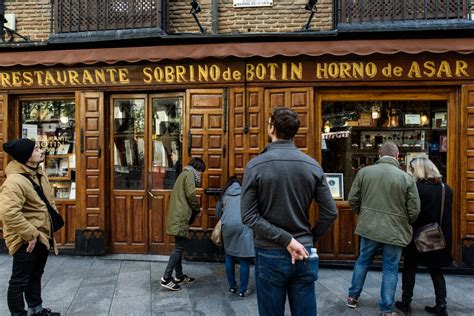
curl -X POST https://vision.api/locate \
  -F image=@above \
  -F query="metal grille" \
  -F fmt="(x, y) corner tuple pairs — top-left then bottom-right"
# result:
(338, 0), (472, 24)
(54, 0), (162, 33)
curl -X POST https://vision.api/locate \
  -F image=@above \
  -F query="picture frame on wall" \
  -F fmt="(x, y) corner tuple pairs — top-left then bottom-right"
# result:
(404, 114), (421, 126)
(325, 173), (344, 200)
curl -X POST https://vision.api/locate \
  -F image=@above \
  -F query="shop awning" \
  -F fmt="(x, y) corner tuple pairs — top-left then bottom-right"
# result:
(2, 38), (474, 67)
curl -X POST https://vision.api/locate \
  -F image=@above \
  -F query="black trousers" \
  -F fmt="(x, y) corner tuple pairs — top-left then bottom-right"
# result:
(163, 236), (188, 280)
(401, 261), (447, 307)
(8, 242), (49, 316)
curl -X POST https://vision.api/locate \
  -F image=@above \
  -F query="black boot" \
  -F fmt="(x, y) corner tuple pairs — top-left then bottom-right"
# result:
(395, 300), (411, 315)
(31, 308), (60, 316)
(425, 304), (448, 316)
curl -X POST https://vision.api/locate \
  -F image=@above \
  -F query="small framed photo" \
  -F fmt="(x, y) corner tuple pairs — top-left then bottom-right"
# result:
(404, 114), (421, 126)
(439, 135), (447, 153)
(325, 173), (344, 200)
(405, 152), (429, 172)
(56, 144), (70, 155)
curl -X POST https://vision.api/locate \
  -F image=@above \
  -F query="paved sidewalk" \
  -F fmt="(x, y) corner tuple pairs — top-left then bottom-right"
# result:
(0, 254), (473, 315)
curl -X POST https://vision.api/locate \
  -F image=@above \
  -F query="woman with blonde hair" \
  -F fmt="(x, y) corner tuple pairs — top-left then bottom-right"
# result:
(396, 157), (453, 316)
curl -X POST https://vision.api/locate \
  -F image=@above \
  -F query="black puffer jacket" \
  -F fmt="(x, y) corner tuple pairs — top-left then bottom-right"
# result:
(404, 181), (453, 268)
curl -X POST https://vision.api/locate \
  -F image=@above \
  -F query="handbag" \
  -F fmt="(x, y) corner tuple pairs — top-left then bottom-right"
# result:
(414, 183), (446, 253)
(211, 219), (222, 246)
(22, 174), (65, 232)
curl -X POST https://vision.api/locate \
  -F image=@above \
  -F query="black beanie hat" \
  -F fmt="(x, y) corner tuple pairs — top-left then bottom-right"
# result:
(3, 138), (36, 164)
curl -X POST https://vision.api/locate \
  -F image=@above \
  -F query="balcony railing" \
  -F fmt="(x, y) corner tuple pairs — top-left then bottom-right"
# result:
(53, 0), (163, 34)
(336, 0), (473, 27)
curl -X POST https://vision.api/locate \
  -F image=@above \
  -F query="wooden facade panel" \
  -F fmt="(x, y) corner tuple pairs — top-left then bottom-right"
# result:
(191, 134), (203, 148)
(132, 196), (146, 243)
(86, 175), (99, 188)
(467, 136), (474, 149)
(291, 92), (308, 108)
(270, 93), (285, 107)
(190, 115), (203, 128)
(249, 91), (259, 108)
(468, 114), (474, 127)
(150, 194), (165, 243)
(468, 158), (474, 170)
(466, 200), (474, 213)
(235, 134), (243, 148)
(338, 207), (358, 255)
(86, 98), (98, 112)
(87, 213), (99, 227)
(468, 179), (474, 192)
(209, 135), (222, 148)
(86, 137), (99, 151)
(235, 113), (244, 127)
(87, 195), (99, 208)
(112, 195), (127, 242)
(249, 113), (260, 127)
(249, 133), (260, 148)
(86, 117), (99, 132)
(209, 115), (223, 129)
(192, 94), (222, 108)
(86, 156), (99, 170)
(468, 222), (474, 235)
(54, 202), (76, 248)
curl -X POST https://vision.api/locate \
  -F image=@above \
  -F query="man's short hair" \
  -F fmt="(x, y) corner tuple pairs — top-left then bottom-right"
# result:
(379, 142), (399, 158)
(270, 107), (300, 140)
(188, 157), (206, 172)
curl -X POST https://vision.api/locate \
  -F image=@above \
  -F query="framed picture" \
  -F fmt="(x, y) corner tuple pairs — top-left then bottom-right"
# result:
(405, 152), (429, 172)
(325, 173), (344, 200)
(404, 114), (421, 126)
(56, 144), (70, 155)
(433, 112), (447, 128)
(45, 155), (70, 180)
(439, 135), (447, 153)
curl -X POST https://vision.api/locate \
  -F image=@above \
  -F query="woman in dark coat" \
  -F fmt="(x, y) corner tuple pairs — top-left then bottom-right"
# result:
(396, 157), (452, 316)
(216, 176), (255, 298)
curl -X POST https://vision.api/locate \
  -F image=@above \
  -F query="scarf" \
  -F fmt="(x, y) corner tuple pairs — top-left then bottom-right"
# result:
(184, 165), (201, 187)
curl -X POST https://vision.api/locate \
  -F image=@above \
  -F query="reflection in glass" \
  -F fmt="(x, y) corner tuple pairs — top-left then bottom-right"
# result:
(20, 99), (76, 199)
(321, 101), (447, 200)
(151, 97), (183, 189)
(113, 99), (145, 189)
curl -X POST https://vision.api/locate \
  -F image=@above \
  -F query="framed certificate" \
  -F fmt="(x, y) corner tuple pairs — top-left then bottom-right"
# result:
(325, 173), (344, 200)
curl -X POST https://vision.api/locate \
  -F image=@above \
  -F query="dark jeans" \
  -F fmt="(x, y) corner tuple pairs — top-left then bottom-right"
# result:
(401, 261), (447, 307)
(255, 247), (318, 316)
(8, 242), (49, 316)
(163, 236), (188, 280)
(224, 254), (251, 293)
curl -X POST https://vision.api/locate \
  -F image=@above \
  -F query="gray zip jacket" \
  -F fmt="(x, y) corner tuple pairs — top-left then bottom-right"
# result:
(241, 140), (338, 249)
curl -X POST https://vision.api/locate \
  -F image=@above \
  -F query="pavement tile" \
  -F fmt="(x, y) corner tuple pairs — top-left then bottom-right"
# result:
(109, 294), (151, 315)
(67, 284), (115, 314)
(115, 270), (150, 298)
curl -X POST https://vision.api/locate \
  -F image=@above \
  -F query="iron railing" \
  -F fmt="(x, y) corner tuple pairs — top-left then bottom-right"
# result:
(336, 0), (472, 25)
(52, 0), (163, 34)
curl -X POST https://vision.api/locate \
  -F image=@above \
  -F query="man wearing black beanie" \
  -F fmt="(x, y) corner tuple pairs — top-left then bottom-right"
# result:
(0, 138), (60, 316)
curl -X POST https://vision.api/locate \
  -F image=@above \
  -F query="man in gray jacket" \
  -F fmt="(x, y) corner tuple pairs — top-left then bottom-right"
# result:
(346, 142), (420, 316)
(241, 107), (337, 316)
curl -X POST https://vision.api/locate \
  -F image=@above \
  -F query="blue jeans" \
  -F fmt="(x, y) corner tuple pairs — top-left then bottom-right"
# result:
(348, 237), (402, 313)
(255, 247), (318, 316)
(224, 254), (250, 293)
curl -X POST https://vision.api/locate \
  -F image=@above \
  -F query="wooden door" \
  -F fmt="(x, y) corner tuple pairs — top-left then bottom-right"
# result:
(183, 89), (227, 234)
(109, 94), (149, 253)
(76, 92), (106, 232)
(229, 88), (264, 179)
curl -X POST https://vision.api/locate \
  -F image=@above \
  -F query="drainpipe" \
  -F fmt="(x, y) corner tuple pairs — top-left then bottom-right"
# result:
(211, 0), (218, 34)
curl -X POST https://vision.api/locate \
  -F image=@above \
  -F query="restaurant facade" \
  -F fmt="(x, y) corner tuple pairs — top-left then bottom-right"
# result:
(1, 37), (474, 266)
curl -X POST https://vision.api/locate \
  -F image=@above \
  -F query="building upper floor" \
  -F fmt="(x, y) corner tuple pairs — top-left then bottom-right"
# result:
(1, 0), (474, 45)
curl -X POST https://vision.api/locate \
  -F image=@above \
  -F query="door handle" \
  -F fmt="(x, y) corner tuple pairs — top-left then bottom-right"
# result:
(97, 145), (102, 158)
(80, 128), (85, 153)
(187, 131), (192, 155)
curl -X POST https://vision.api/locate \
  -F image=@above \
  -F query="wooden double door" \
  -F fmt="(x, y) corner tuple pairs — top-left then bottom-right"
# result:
(108, 87), (316, 254)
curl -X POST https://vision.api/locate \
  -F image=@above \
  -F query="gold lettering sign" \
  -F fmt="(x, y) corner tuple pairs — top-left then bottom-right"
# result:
(0, 59), (471, 89)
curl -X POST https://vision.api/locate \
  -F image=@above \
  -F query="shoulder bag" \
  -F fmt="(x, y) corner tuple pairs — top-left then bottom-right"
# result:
(22, 174), (64, 232)
(211, 219), (222, 246)
(414, 183), (446, 253)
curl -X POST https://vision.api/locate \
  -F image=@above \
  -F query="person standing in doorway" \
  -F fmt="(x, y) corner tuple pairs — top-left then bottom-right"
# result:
(346, 142), (420, 316)
(216, 176), (254, 298)
(241, 107), (338, 316)
(161, 157), (206, 291)
(0, 138), (60, 316)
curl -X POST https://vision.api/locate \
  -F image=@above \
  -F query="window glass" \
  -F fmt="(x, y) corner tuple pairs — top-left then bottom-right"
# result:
(321, 101), (447, 200)
(113, 98), (145, 190)
(151, 97), (183, 189)
(20, 99), (76, 200)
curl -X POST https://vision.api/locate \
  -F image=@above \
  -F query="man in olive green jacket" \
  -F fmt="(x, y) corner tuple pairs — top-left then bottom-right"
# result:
(0, 138), (60, 316)
(346, 142), (420, 316)
(161, 157), (206, 291)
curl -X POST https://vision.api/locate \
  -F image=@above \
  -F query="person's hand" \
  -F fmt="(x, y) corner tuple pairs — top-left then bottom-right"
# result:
(286, 238), (309, 264)
(26, 238), (37, 253)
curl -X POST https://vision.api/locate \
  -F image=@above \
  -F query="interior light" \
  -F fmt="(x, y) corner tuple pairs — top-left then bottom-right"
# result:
(60, 116), (69, 124)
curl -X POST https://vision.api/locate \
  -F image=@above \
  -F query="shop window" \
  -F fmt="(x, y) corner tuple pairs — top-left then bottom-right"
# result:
(21, 100), (76, 200)
(321, 101), (447, 200)
(113, 98), (145, 190)
(151, 96), (183, 190)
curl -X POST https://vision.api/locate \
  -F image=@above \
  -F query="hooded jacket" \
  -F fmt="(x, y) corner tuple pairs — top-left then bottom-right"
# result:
(0, 160), (58, 255)
(348, 156), (421, 247)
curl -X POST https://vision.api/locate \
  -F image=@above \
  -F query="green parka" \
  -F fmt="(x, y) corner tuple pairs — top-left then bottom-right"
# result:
(348, 157), (420, 247)
(0, 160), (58, 255)
(165, 168), (200, 238)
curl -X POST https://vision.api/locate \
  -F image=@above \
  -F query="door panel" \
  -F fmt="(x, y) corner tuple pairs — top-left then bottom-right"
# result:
(109, 95), (148, 253)
(229, 88), (264, 179)
(184, 89), (226, 231)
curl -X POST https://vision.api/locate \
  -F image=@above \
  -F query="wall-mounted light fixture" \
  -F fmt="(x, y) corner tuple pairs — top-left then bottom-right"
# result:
(190, 0), (207, 34)
(302, 0), (317, 31)
(371, 104), (381, 120)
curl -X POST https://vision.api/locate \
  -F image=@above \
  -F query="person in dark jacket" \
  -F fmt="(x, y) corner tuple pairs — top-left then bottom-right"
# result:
(241, 107), (338, 316)
(160, 157), (206, 291)
(396, 157), (453, 316)
(216, 176), (255, 298)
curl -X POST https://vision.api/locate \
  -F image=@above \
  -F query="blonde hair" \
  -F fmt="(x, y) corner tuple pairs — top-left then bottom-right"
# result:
(409, 157), (442, 182)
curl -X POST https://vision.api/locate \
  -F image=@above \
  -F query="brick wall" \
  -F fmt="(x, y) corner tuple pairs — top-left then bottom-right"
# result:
(4, 0), (51, 42)
(168, 0), (333, 34)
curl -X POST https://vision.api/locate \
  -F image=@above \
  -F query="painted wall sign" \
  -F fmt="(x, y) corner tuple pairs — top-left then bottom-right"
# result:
(0, 57), (472, 89)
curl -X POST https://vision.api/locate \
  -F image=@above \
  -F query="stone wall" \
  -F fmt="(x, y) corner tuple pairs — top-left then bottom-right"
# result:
(4, 0), (51, 42)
